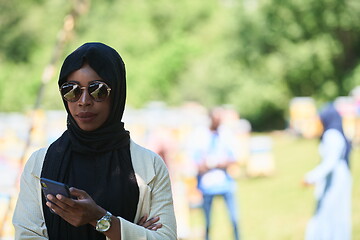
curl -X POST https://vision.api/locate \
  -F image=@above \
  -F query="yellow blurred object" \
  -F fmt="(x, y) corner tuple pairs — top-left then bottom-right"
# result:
(289, 97), (322, 138)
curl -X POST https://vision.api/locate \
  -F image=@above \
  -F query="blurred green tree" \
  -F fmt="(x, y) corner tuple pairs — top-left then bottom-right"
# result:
(230, 0), (360, 130)
(1, 0), (360, 132)
(0, 0), (69, 111)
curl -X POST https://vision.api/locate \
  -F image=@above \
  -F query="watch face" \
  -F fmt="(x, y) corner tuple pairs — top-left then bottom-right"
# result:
(96, 211), (112, 232)
(97, 219), (111, 232)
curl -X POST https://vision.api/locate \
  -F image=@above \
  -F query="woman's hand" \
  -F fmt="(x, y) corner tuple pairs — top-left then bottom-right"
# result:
(301, 178), (313, 187)
(45, 187), (105, 227)
(137, 214), (162, 231)
(46, 187), (162, 235)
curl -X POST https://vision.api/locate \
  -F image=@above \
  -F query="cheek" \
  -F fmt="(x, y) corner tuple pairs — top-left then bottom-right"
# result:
(101, 104), (111, 122)
(99, 100), (112, 124)
(67, 103), (76, 117)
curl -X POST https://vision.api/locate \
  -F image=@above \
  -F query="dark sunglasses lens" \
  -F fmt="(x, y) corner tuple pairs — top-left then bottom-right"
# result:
(61, 83), (81, 102)
(89, 82), (109, 101)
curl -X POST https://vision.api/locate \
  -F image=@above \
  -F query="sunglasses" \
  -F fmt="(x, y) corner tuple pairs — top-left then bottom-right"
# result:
(59, 81), (111, 102)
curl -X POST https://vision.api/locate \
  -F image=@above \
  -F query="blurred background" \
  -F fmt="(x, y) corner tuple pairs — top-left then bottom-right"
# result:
(0, 0), (360, 239)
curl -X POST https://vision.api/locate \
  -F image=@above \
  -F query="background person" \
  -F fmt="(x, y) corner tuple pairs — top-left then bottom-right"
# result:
(303, 103), (352, 240)
(191, 107), (240, 240)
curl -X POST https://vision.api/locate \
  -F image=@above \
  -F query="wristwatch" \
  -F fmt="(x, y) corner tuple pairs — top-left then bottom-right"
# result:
(95, 211), (112, 232)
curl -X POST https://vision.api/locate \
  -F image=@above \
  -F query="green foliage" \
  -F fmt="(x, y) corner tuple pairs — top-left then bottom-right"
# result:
(233, 0), (360, 99)
(223, 0), (360, 129)
(0, 1), (31, 62)
(0, 0), (69, 111)
(0, 0), (360, 131)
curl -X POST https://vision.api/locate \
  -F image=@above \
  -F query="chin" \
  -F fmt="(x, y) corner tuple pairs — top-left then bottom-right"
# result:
(77, 123), (100, 132)
(80, 127), (97, 132)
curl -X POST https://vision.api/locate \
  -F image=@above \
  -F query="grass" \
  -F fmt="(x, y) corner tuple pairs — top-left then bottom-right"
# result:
(186, 132), (360, 240)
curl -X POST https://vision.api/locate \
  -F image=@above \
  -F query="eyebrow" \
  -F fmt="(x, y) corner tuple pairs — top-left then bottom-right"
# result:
(66, 80), (104, 85)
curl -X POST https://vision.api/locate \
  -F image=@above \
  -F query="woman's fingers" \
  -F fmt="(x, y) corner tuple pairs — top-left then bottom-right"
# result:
(46, 194), (72, 211)
(69, 187), (88, 200)
(137, 214), (148, 226)
(137, 215), (162, 230)
(148, 222), (163, 231)
(146, 216), (160, 226)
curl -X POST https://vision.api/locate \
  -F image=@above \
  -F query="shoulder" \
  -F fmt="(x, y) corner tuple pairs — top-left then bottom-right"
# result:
(323, 129), (344, 142)
(322, 129), (345, 147)
(130, 139), (162, 161)
(24, 147), (48, 178)
(130, 139), (168, 184)
(190, 126), (211, 146)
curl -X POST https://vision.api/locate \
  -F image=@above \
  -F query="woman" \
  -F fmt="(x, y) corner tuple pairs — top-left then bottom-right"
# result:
(303, 103), (352, 240)
(12, 42), (177, 239)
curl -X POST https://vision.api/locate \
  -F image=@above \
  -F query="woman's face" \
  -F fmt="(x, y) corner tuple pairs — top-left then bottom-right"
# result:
(66, 64), (111, 131)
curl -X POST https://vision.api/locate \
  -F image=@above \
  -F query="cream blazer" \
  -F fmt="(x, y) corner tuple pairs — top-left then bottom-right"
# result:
(12, 140), (177, 239)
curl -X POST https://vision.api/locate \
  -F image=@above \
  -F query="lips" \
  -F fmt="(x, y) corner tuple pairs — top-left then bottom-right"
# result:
(76, 112), (96, 121)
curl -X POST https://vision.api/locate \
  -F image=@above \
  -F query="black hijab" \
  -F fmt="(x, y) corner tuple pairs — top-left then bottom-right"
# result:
(319, 103), (352, 168)
(40, 42), (139, 240)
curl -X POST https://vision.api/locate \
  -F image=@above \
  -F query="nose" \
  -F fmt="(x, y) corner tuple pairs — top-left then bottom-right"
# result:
(77, 86), (92, 106)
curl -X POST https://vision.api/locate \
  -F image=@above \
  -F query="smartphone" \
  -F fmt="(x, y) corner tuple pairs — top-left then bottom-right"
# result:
(40, 177), (70, 201)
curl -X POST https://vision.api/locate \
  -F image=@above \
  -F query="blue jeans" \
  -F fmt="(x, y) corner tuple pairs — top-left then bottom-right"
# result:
(202, 191), (240, 240)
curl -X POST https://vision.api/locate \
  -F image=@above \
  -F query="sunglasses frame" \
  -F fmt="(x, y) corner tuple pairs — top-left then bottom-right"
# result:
(59, 80), (111, 102)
